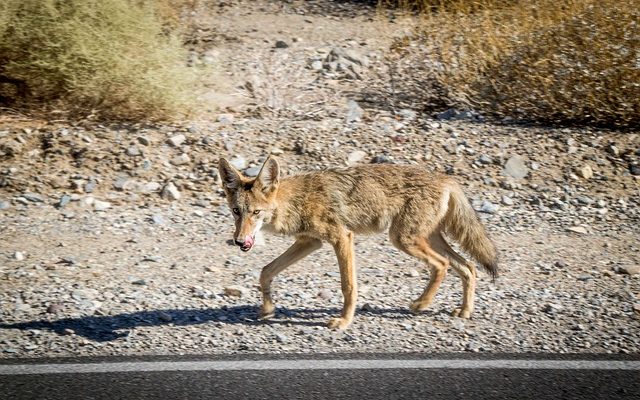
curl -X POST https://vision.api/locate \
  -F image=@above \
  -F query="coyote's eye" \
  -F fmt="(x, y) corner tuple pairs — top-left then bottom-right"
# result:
(232, 208), (240, 215)
(253, 210), (261, 215)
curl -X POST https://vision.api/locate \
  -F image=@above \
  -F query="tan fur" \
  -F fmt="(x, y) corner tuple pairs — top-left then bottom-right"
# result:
(218, 156), (498, 330)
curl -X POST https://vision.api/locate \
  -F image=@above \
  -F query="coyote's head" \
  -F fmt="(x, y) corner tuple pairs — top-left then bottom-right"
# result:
(217, 156), (280, 252)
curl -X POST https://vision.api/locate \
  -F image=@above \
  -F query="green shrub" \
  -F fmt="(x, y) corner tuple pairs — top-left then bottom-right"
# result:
(0, 0), (197, 120)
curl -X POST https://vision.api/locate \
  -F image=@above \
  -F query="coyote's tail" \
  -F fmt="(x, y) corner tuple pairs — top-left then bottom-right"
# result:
(442, 185), (498, 280)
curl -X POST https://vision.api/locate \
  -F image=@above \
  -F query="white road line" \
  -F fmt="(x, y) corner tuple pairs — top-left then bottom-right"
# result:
(1, 359), (639, 375)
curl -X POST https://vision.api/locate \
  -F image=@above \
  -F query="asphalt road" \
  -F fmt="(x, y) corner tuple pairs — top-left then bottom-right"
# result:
(1, 353), (639, 400)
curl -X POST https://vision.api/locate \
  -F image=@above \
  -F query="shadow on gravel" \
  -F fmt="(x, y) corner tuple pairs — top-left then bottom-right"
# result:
(0, 305), (415, 342)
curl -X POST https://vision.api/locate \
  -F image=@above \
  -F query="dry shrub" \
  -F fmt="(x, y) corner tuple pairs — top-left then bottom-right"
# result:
(387, 0), (639, 128)
(0, 0), (198, 121)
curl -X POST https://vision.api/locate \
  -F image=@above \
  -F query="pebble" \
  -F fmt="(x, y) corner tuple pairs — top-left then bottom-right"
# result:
(230, 156), (248, 170)
(345, 99), (363, 123)
(224, 286), (248, 297)
(162, 183), (181, 201)
(22, 192), (45, 203)
(274, 40), (289, 49)
(171, 154), (191, 166)
(167, 134), (186, 147)
(245, 166), (261, 177)
(479, 200), (499, 214)
(501, 196), (514, 206)
(347, 150), (367, 165)
(0, 200), (11, 210)
(504, 156), (529, 179)
(127, 146), (141, 157)
(566, 226), (588, 234)
(14, 251), (25, 261)
(93, 200), (111, 211)
(578, 165), (593, 179)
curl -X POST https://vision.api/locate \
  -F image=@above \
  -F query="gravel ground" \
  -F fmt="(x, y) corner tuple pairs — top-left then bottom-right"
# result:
(1, 0), (639, 358)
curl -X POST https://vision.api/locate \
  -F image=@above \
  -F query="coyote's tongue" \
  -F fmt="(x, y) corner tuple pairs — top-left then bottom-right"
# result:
(241, 235), (254, 252)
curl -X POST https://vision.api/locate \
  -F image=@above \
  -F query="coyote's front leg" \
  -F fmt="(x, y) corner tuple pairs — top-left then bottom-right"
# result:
(327, 231), (358, 330)
(258, 237), (322, 319)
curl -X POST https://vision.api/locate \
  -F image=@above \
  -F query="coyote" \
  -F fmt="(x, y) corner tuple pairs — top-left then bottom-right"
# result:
(218, 156), (498, 330)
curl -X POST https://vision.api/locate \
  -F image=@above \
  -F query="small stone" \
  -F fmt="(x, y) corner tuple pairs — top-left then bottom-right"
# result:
(131, 279), (147, 286)
(479, 200), (499, 214)
(347, 150), (367, 165)
(566, 226), (588, 234)
(629, 165), (640, 176)
(245, 166), (261, 177)
(504, 156), (529, 179)
(167, 134), (186, 147)
(224, 286), (248, 297)
(578, 165), (593, 179)
(217, 114), (235, 124)
(22, 192), (44, 202)
(46, 304), (63, 314)
(229, 156), (248, 170)
(478, 154), (493, 165)
(274, 40), (289, 49)
(275, 333), (288, 343)
(93, 200), (111, 211)
(14, 251), (25, 261)
(84, 181), (96, 193)
(407, 269), (420, 277)
(137, 136), (150, 146)
(151, 214), (166, 225)
(361, 303), (375, 312)
(127, 146), (141, 157)
(501, 196), (514, 206)
(318, 289), (332, 300)
(171, 153), (191, 166)
(161, 182), (181, 201)
(371, 155), (393, 164)
(62, 328), (75, 336)
(310, 60), (323, 71)
(619, 265), (640, 276)
(345, 99), (363, 123)
(0, 200), (10, 210)
(554, 260), (567, 268)
(633, 304), (640, 314)
(158, 312), (172, 322)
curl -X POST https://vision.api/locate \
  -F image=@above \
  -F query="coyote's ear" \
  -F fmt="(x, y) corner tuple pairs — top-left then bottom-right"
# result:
(256, 156), (280, 193)
(218, 158), (242, 190)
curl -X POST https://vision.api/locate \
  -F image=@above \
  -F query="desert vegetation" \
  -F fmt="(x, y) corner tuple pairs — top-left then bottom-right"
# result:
(0, 0), (197, 120)
(384, 0), (639, 127)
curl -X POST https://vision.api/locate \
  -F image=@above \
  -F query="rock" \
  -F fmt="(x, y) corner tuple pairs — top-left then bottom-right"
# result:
(127, 146), (141, 157)
(317, 289), (332, 300)
(371, 155), (393, 164)
(224, 286), (248, 297)
(167, 134), (186, 147)
(629, 164), (640, 176)
(577, 165), (593, 179)
(407, 268), (420, 278)
(566, 226), (588, 234)
(162, 182), (181, 201)
(217, 114), (235, 124)
(93, 200), (111, 211)
(275, 333), (289, 343)
(310, 60), (323, 71)
(501, 196), (514, 206)
(0, 200), (10, 210)
(619, 265), (640, 276)
(14, 251), (25, 261)
(274, 40), (289, 49)
(131, 278), (147, 286)
(245, 166), (261, 177)
(57, 195), (71, 209)
(229, 156), (248, 170)
(46, 304), (63, 314)
(347, 150), (367, 165)
(171, 154), (191, 166)
(158, 312), (173, 322)
(478, 154), (493, 165)
(137, 136), (150, 146)
(479, 200), (499, 214)
(345, 99), (363, 123)
(84, 181), (96, 193)
(151, 214), (166, 225)
(22, 192), (45, 203)
(504, 156), (529, 179)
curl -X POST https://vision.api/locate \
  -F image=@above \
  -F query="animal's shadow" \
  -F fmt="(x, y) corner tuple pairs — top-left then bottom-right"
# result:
(0, 305), (419, 342)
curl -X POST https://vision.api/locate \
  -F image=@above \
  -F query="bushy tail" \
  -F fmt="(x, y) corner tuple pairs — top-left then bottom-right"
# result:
(442, 185), (498, 280)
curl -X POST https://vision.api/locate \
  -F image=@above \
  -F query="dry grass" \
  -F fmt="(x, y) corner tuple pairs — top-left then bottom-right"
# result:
(0, 0), (199, 121)
(385, 0), (639, 128)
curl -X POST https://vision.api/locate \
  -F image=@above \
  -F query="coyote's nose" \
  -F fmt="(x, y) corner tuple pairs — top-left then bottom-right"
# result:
(234, 239), (245, 246)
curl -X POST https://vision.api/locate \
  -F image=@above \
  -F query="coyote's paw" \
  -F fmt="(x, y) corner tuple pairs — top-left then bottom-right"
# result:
(327, 317), (351, 330)
(258, 306), (275, 320)
(451, 308), (472, 319)
(409, 300), (429, 314)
